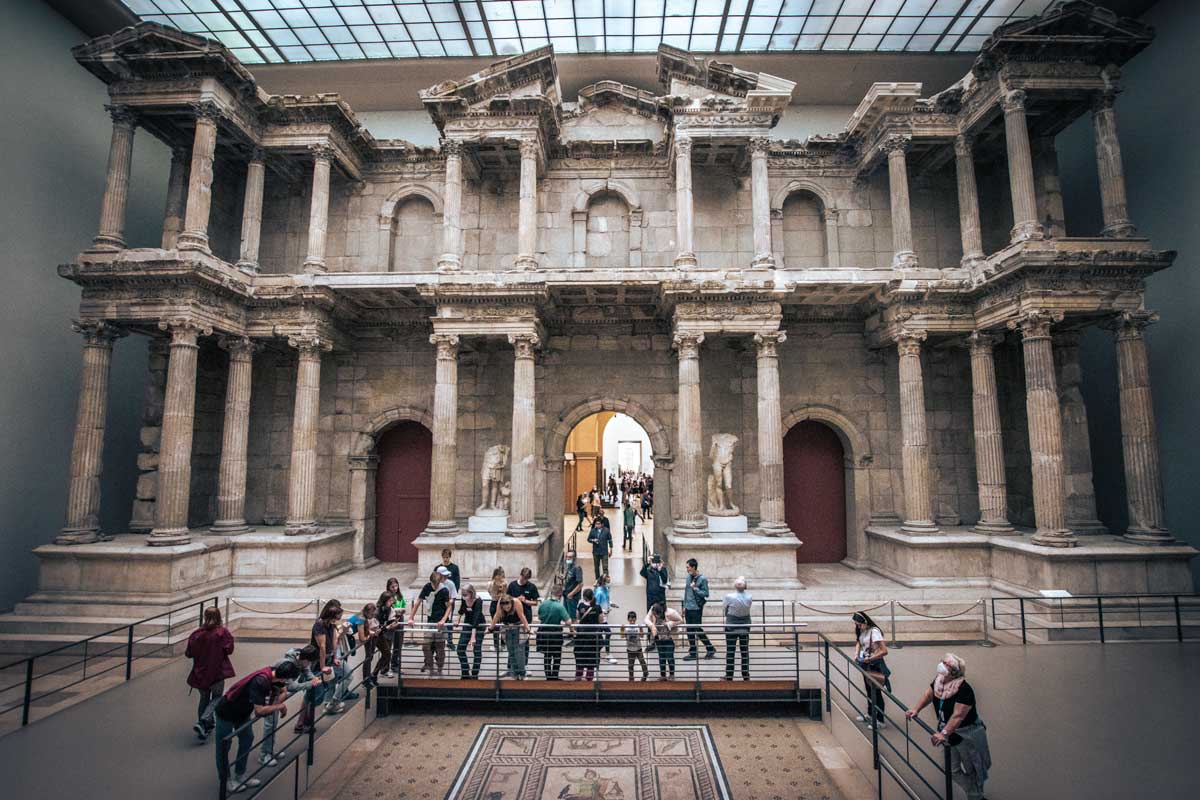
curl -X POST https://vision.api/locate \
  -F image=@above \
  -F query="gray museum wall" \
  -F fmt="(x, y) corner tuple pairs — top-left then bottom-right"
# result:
(0, 0), (168, 611)
(1058, 0), (1199, 587)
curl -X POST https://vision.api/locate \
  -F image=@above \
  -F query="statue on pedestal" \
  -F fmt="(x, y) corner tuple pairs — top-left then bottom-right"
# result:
(707, 433), (739, 516)
(477, 444), (510, 514)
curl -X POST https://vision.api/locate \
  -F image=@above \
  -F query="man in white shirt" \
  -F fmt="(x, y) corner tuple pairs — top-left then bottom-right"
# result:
(722, 577), (753, 681)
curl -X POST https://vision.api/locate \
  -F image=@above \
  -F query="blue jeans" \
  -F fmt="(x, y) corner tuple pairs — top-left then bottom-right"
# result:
(324, 658), (347, 704)
(565, 595), (579, 621)
(215, 715), (254, 783)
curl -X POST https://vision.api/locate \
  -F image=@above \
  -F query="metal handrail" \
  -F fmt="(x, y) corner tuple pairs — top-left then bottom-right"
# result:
(990, 592), (1199, 643)
(0, 595), (218, 728)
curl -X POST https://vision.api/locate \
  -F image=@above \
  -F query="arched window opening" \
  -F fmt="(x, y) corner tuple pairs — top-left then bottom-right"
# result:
(781, 190), (827, 269)
(389, 195), (437, 273)
(585, 191), (631, 269)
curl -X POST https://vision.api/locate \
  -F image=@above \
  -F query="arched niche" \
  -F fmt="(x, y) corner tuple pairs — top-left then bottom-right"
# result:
(376, 184), (443, 272)
(772, 180), (840, 268)
(571, 179), (644, 268)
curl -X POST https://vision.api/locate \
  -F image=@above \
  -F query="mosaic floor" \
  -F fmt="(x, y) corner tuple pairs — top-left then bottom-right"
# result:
(445, 724), (728, 800)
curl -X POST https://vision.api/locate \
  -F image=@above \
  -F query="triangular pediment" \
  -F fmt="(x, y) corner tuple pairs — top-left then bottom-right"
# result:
(73, 21), (256, 90)
(982, 0), (1153, 64)
(420, 46), (561, 129)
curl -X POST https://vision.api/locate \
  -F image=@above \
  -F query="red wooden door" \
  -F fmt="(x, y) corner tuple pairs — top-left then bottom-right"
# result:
(374, 421), (432, 563)
(784, 420), (847, 564)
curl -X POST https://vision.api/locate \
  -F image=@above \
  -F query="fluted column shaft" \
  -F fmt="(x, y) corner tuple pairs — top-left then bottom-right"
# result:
(897, 331), (937, 532)
(212, 338), (256, 533)
(1001, 90), (1044, 243)
(437, 140), (464, 272)
(92, 106), (137, 252)
(966, 333), (1013, 533)
(1112, 312), (1170, 542)
(883, 136), (917, 269)
(755, 332), (789, 534)
(1010, 311), (1074, 546)
(148, 320), (210, 545)
(673, 333), (706, 533)
(161, 146), (189, 249)
(303, 144), (333, 274)
(514, 140), (539, 269)
(58, 322), (125, 544)
(749, 138), (774, 268)
(954, 134), (985, 266)
(177, 103), (220, 252)
(507, 333), (539, 534)
(286, 336), (329, 532)
(1093, 89), (1137, 237)
(428, 334), (460, 531)
(673, 137), (697, 268)
(236, 150), (266, 272)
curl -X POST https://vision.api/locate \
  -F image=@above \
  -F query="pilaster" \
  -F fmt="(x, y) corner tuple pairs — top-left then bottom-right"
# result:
(1092, 83), (1138, 238)
(953, 134), (985, 267)
(236, 148), (266, 274)
(161, 145), (189, 250)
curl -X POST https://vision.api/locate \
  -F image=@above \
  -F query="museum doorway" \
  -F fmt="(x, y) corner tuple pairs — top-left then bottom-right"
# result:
(561, 411), (654, 589)
(374, 421), (432, 563)
(784, 420), (847, 564)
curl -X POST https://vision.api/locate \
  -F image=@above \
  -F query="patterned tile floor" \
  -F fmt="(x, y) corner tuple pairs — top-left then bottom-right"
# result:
(331, 707), (843, 800)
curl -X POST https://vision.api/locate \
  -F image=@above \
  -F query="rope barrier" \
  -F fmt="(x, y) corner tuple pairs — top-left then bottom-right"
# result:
(894, 600), (982, 619)
(228, 599), (319, 616)
(794, 601), (890, 615)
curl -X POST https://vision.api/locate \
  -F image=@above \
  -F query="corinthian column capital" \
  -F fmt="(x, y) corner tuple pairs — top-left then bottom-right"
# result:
(288, 333), (333, 356)
(106, 104), (138, 129)
(674, 136), (693, 158)
(748, 137), (771, 155)
(1008, 310), (1063, 340)
(881, 134), (912, 156)
(158, 318), (212, 344)
(753, 330), (786, 357)
(895, 328), (927, 356)
(219, 335), (259, 361)
(441, 139), (465, 158)
(430, 333), (460, 359)
(72, 320), (127, 346)
(672, 332), (704, 359)
(954, 133), (974, 157)
(190, 100), (222, 124)
(965, 330), (1002, 355)
(1000, 89), (1027, 114)
(308, 142), (335, 162)
(517, 138), (540, 160)
(507, 332), (540, 359)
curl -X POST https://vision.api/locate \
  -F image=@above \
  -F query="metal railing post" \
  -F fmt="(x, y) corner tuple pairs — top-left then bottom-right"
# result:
(871, 706), (880, 770)
(793, 630), (800, 703)
(1097, 596), (1105, 643)
(943, 740), (954, 800)
(21, 658), (34, 727)
(125, 625), (134, 681)
(219, 773), (229, 800)
(1175, 595), (1183, 642)
(1019, 598), (1027, 644)
(306, 719), (316, 766)
(823, 638), (831, 714)
(979, 598), (994, 647)
(889, 600), (899, 648)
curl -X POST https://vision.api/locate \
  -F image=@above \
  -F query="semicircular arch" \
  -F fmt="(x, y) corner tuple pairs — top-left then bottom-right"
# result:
(772, 179), (835, 214)
(379, 183), (444, 220)
(351, 404), (434, 458)
(572, 178), (642, 214)
(782, 404), (872, 468)
(545, 395), (671, 462)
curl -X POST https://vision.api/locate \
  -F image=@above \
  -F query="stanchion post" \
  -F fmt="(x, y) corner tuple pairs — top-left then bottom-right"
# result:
(793, 630), (800, 703)
(889, 600), (900, 648)
(1097, 596), (1105, 643)
(1019, 598), (1027, 644)
(125, 624), (134, 680)
(979, 599), (995, 647)
(21, 658), (33, 727)
(1174, 595), (1183, 642)
(823, 638), (831, 714)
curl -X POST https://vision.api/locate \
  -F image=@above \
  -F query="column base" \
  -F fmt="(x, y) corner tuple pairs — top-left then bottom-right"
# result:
(423, 519), (461, 536)
(435, 255), (462, 272)
(1122, 527), (1174, 545)
(505, 521), (539, 537)
(210, 520), (253, 534)
(55, 527), (100, 546)
(973, 519), (1016, 535)
(176, 231), (210, 252)
(754, 521), (793, 538)
(513, 254), (539, 270)
(900, 519), (939, 534)
(673, 253), (698, 269)
(750, 253), (775, 269)
(146, 529), (191, 546)
(1067, 518), (1108, 536)
(891, 251), (918, 269)
(88, 234), (125, 253)
(234, 260), (259, 275)
(1030, 529), (1078, 548)
(1101, 220), (1137, 238)
(1009, 220), (1045, 243)
(671, 517), (709, 536)
(302, 259), (327, 274)
(285, 522), (324, 536)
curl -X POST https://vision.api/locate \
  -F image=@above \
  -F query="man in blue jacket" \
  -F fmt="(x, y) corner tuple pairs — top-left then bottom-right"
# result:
(682, 558), (716, 660)
(586, 516), (613, 581)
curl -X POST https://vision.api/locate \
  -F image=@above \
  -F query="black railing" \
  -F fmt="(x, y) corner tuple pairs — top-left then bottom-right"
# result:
(991, 593), (1200, 643)
(0, 596), (219, 729)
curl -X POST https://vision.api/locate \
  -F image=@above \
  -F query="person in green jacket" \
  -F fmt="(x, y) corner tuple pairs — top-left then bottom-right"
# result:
(622, 498), (638, 550)
(537, 588), (571, 680)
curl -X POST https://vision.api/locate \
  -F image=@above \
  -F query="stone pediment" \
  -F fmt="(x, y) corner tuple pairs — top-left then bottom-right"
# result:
(421, 45), (562, 135)
(656, 45), (794, 121)
(980, 0), (1153, 66)
(73, 21), (256, 92)
(562, 83), (668, 146)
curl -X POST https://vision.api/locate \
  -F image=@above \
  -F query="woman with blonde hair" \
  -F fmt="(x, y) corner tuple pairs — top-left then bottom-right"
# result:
(487, 593), (530, 679)
(905, 653), (992, 800)
(487, 567), (507, 652)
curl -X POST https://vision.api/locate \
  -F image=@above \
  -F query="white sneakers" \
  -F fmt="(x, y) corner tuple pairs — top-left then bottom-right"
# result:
(324, 701), (345, 714)
(227, 776), (262, 793)
(258, 751), (285, 767)
(382, 670), (396, 678)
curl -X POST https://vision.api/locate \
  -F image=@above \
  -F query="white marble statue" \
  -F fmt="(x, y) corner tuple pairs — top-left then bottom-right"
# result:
(707, 433), (739, 515)
(478, 444), (510, 513)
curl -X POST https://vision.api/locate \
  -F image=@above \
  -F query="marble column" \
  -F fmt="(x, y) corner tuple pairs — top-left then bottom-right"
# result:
(953, 134), (985, 267)
(966, 332), (1013, 533)
(427, 333), (460, 533)
(236, 148), (266, 273)
(1092, 88), (1138, 238)
(285, 335), (331, 533)
(1000, 90), (1044, 243)
(507, 333), (539, 535)
(303, 144), (334, 274)
(754, 331), (789, 535)
(896, 330), (937, 532)
(91, 106), (137, 252)
(1054, 331), (1105, 534)
(1111, 311), (1171, 543)
(673, 332), (706, 534)
(211, 337), (256, 533)
(673, 136), (697, 268)
(177, 102), (221, 253)
(749, 137), (775, 268)
(882, 135), (917, 269)
(514, 139), (539, 270)
(161, 146), (189, 250)
(1008, 311), (1075, 547)
(437, 140), (464, 272)
(57, 322), (126, 544)
(148, 319), (211, 546)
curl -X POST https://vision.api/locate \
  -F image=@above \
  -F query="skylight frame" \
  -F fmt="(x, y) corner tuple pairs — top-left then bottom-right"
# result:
(118, 0), (1058, 62)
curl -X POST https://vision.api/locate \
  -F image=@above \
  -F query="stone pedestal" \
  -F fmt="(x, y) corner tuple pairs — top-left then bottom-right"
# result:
(413, 527), (554, 589)
(667, 532), (802, 588)
(468, 510), (509, 533)
(706, 515), (749, 533)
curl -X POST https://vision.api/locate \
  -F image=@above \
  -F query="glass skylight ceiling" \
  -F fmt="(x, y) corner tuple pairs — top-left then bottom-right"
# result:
(121, 0), (1057, 63)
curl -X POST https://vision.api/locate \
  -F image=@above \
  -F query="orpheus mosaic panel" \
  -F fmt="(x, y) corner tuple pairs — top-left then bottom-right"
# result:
(445, 724), (732, 800)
